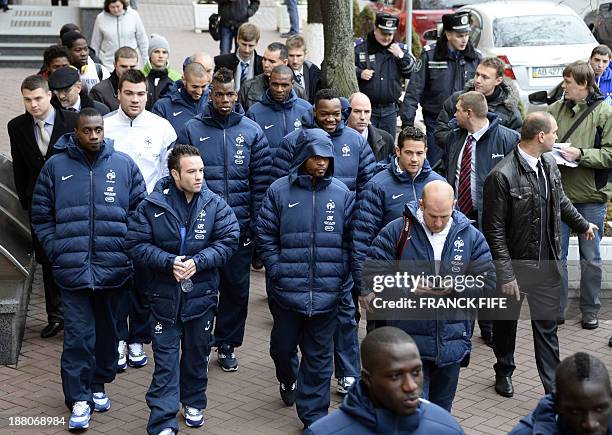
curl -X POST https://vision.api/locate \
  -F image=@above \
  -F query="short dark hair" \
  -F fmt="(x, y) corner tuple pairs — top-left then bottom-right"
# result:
(521, 112), (555, 141)
(556, 352), (611, 397)
(184, 61), (207, 79)
(118, 68), (147, 91)
(314, 88), (341, 107)
(397, 126), (427, 150)
(43, 45), (71, 67)
(59, 23), (80, 39)
(79, 107), (103, 120)
(563, 60), (595, 91)
(361, 327), (417, 371)
(21, 75), (49, 92)
(168, 144), (201, 173)
(266, 42), (288, 60)
(211, 67), (234, 86)
(591, 44), (612, 59)
(114, 46), (138, 63)
(271, 65), (294, 78)
(103, 0), (128, 13)
(479, 57), (505, 78)
(61, 30), (87, 49)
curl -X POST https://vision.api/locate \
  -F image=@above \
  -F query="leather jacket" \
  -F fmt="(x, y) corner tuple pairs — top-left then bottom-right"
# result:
(482, 147), (589, 284)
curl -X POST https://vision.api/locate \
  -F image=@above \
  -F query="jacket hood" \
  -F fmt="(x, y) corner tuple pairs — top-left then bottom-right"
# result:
(464, 77), (520, 112)
(260, 88), (299, 110)
(404, 199), (471, 229)
(340, 380), (424, 432)
(195, 101), (245, 128)
(53, 132), (114, 161)
(288, 128), (335, 188)
(300, 96), (350, 136)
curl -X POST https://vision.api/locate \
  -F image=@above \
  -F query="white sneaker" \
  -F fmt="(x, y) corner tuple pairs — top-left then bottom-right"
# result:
(128, 342), (148, 367)
(69, 400), (91, 430)
(337, 376), (356, 395)
(181, 404), (204, 427)
(117, 340), (127, 371)
(158, 429), (175, 435)
(92, 392), (110, 412)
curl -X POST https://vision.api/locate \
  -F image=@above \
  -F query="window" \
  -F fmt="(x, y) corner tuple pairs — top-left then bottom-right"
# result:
(493, 15), (596, 47)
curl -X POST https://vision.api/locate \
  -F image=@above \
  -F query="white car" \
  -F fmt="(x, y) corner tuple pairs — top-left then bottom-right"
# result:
(456, 1), (598, 111)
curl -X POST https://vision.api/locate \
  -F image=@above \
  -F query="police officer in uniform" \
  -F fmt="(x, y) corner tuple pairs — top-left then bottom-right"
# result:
(355, 13), (416, 138)
(400, 11), (481, 168)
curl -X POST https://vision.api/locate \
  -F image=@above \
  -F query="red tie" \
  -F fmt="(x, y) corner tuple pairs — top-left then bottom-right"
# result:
(458, 134), (474, 214)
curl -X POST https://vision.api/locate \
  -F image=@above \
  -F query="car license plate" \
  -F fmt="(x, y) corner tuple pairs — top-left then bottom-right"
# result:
(532, 66), (564, 78)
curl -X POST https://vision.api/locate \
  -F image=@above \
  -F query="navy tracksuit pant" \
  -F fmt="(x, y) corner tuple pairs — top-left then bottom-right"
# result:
(146, 309), (215, 435)
(117, 269), (151, 344)
(214, 233), (252, 348)
(269, 298), (337, 428)
(332, 285), (361, 379)
(61, 287), (122, 409)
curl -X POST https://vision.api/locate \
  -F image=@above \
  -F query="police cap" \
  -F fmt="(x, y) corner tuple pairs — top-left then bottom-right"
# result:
(376, 13), (399, 34)
(442, 11), (471, 33)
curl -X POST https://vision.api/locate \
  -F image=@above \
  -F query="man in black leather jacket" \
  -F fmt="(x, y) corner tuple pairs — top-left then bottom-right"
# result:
(482, 112), (597, 399)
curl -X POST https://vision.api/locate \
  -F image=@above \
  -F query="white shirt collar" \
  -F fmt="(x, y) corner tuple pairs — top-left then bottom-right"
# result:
(469, 119), (489, 142)
(517, 144), (540, 172)
(71, 95), (81, 112)
(360, 126), (369, 140)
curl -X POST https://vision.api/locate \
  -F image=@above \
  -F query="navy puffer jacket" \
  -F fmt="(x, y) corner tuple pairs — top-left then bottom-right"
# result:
(352, 158), (444, 294)
(125, 177), (239, 323)
(256, 129), (355, 316)
(366, 201), (495, 366)
(180, 102), (271, 234)
(246, 89), (311, 160)
(270, 110), (375, 193)
(31, 134), (146, 291)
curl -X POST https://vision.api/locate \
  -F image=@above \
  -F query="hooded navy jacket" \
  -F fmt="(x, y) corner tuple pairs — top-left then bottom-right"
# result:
(31, 134), (146, 291)
(270, 110), (376, 193)
(256, 129), (355, 316)
(366, 201), (495, 367)
(246, 89), (311, 160)
(305, 380), (465, 435)
(125, 177), (239, 323)
(180, 102), (271, 234)
(152, 79), (209, 144)
(509, 394), (612, 435)
(352, 158), (444, 294)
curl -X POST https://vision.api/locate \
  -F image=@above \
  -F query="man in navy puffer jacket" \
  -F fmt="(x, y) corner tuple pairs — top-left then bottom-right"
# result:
(180, 67), (271, 372)
(125, 145), (239, 434)
(256, 128), (354, 428)
(271, 88), (375, 395)
(361, 181), (495, 412)
(31, 108), (146, 430)
(306, 327), (465, 435)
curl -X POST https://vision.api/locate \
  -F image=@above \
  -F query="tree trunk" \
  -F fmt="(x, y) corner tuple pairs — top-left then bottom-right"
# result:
(304, 0), (324, 67)
(307, 0), (323, 24)
(320, 0), (359, 96)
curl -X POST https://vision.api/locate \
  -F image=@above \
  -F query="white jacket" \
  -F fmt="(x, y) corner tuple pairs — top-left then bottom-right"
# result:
(80, 56), (110, 93)
(104, 108), (177, 193)
(90, 8), (148, 71)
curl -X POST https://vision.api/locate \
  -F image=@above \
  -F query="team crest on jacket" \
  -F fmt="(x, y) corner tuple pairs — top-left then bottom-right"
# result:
(235, 134), (245, 165)
(105, 169), (116, 203)
(341, 144), (351, 157)
(451, 237), (465, 273)
(194, 209), (207, 239)
(106, 169), (116, 182)
(154, 322), (163, 334)
(324, 200), (336, 232)
(294, 119), (301, 129)
(144, 136), (153, 149)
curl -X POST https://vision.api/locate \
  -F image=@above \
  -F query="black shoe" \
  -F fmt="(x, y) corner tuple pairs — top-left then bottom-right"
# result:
(494, 376), (514, 398)
(279, 382), (296, 406)
(608, 336), (612, 348)
(481, 331), (494, 348)
(280, 32), (298, 38)
(557, 317), (565, 325)
(251, 257), (264, 270)
(582, 314), (599, 330)
(40, 321), (63, 338)
(2, 6), (9, 12)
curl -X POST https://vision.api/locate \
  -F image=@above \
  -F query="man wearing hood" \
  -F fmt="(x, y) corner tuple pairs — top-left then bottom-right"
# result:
(354, 13), (416, 138)
(256, 128), (354, 428)
(30, 108), (146, 430)
(509, 352), (612, 435)
(400, 12), (481, 168)
(361, 181), (495, 411)
(181, 67), (271, 373)
(435, 57), (523, 150)
(305, 327), (465, 435)
(153, 62), (210, 143)
(247, 65), (311, 161)
(271, 88), (376, 397)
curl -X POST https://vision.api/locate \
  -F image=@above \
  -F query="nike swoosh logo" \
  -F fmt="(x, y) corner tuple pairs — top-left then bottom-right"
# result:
(61, 175), (73, 181)
(204, 321), (211, 331)
(264, 124), (274, 130)
(154, 212), (165, 218)
(173, 111), (183, 117)
(200, 136), (210, 141)
(243, 240), (252, 247)
(392, 194), (404, 200)
(288, 202), (299, 208)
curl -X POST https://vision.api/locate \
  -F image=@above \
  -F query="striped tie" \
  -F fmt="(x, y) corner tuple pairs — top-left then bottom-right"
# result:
(458, 134), (474, 214)
(240, 61), (249, 87)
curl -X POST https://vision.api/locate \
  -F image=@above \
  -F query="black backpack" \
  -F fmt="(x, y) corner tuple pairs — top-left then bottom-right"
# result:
(209, 13), (221, 41)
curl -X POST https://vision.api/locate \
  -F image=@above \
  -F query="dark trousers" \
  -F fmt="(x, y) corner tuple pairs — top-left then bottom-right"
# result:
(117, 270), (150, 344)
(421, 361), (461, 412)
(493, 280), (560, 394)
(219, 25), (238, 55)
(146, 310), (214, 435)
(333, 289), (361, 378)
(214, 234), (252, 348)
(41, 260), (63, 323)
(370, 104), (398, 138)
(423, 111), (443, 168)
(61, 287), (121, 409)
(269, 299), (337, 428)
(51, 0), (68, 5)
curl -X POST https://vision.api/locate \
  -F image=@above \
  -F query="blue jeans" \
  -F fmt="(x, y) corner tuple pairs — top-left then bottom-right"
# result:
(421, 361), (461, 412)
(219, 25), (238, 55)
(285, 0), (300, 34)
(560, 202), (606, 317)
(370, 104), (398, 138)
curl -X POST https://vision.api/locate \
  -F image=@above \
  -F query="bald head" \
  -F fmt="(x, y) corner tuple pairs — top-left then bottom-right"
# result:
(520, 111), (558, 156)
(348, 92), (372, 133)
(420, 180), (455, 234)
